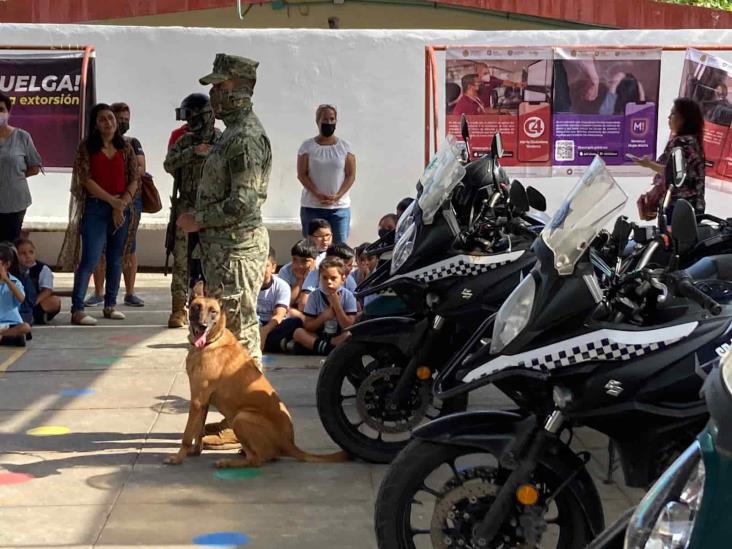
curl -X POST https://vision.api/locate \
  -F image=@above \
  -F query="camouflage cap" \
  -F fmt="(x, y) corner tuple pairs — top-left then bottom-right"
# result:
(199, 53), (259, 85)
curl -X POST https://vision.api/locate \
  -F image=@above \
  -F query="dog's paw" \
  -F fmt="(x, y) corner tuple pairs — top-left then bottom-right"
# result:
(214, 458), (233, 469)
(164, 455), (184, 465)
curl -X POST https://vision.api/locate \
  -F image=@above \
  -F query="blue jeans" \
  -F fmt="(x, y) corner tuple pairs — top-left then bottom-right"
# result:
(300, 206), (351, 244)
(129, 195), (143, 253)
(71, 198), (130, 312)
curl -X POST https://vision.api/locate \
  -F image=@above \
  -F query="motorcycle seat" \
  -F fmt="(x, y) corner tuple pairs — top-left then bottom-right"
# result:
(685, 254), (732, 282)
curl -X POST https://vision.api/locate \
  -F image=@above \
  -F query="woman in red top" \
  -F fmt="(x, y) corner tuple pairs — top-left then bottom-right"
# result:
(67, 103), (139, 325)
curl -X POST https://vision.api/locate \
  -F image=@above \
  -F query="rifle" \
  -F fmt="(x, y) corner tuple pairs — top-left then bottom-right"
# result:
(164, 169), (181, 276)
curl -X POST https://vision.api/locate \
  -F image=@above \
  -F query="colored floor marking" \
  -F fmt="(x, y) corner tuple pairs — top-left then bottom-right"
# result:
(59, 388), (96, 397)
(0, 472), (33, 485)
(0, 348), (26, 376)
(214, 468), (262, 480)
(193, 532), (250, 547)
(26, 425), (71, 436)
(86, 356), (120, 365)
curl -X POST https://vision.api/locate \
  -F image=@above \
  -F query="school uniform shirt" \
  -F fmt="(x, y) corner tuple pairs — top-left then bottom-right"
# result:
(0, 274), (25, 325)
(28, 261), (54, 291)
(257, 276), (291, 324)
(302, 269), (357, 295)
(304, 287), (358, 321)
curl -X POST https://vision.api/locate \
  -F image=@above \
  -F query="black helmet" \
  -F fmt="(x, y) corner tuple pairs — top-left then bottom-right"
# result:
(175, 93), (211, 121)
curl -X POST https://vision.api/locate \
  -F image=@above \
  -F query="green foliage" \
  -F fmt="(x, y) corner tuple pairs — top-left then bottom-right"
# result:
(658, 0), (732, 10)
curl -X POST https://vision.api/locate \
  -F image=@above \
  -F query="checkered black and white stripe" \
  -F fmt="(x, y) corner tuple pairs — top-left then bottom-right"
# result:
(395, 250), (526, 284)
(463, 322), (699, 382)
(517, 338), (665, 371)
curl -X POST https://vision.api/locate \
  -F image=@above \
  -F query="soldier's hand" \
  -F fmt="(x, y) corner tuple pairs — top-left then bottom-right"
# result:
(176, 212), (201, 233)
(194, 143), (213, 156)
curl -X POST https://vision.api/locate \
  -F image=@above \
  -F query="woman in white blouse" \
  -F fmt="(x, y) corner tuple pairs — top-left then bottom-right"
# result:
(297, 104), (356, 244)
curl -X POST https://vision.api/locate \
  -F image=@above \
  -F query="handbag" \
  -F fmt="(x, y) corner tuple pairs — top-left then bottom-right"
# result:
(140, 172), (162, 214)
(636, 183), (665, 221)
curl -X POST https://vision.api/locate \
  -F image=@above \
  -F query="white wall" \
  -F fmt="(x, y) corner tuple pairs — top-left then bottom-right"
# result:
(3, 24), (732, 265)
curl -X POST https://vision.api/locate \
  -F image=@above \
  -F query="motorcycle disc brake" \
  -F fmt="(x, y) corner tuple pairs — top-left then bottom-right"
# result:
(355, 367), (431, 434)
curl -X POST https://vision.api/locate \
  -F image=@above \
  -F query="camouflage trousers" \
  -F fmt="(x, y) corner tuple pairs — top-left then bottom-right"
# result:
(170, 225), (189, 307)
(199, 225), (269, 365)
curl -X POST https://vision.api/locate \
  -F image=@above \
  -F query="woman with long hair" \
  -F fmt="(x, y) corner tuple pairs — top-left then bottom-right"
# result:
(635, 97), (705, 220)
(61, 103), (140, 325)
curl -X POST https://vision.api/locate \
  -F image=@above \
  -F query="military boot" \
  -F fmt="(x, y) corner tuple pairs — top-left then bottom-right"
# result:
(168, 296), (188, 328)
(203, 418), (241, 450)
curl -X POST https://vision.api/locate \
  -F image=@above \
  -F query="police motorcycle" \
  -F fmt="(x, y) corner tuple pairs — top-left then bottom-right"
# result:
(586, 350), (732, 549)
(595, 149), (732, 278)
(374, 155), (732, 549)
(316, 124), (548, 464)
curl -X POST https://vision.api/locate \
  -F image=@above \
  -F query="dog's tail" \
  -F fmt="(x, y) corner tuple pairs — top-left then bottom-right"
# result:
(284, 443), (349, 463)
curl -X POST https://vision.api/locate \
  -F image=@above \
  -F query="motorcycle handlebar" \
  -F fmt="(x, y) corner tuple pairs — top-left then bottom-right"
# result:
(677, 278), (722, 315)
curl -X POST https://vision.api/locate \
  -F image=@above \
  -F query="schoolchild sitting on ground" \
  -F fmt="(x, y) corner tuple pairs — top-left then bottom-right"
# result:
(257, 247), (291, 353)
(298, 242), (356, 311)
(291, 257), (357, 355)
(0, 243), (31, 346)
(307, 218), (332, 265)
(14, 238), (61, 325)
(378, 213), (398, 238)
(396, 197), (414, 219)
(276, 238), (318, 320)
(349, 242), (375, 287)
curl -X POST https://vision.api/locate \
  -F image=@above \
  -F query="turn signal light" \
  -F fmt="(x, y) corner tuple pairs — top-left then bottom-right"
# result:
(516, 484), (540, 506)
(416, 366), (432, 380)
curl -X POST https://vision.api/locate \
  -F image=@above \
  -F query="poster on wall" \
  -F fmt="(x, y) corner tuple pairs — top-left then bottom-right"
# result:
(0, 52), (96, 170)
(679, 48), (732, 190)
(552, 48), (661, 176)
(445, 47), (554, 175)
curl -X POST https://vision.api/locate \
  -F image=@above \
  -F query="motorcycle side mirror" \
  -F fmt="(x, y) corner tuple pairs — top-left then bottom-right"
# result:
(670, 147), (687, 188)
(526, 186), (547, 212)
(671, 199), (698, 254)
(611, 216), (632, 254)
(460, 114), (470, 142)
(491, 132), (504, 159)
(509, 179), (529, 213)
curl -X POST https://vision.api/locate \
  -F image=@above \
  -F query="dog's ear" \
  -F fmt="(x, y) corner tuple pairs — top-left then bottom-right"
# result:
(205, 283), (225, 302)
(189, 281), (205, 303)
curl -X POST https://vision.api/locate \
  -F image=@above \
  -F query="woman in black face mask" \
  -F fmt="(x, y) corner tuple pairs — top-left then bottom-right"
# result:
(297, 104), (356, 244)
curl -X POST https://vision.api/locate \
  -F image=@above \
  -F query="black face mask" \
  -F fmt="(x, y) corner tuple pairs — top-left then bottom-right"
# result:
(378, 228), (391, 238)
(117, 121), (129, 135)
(320, 123), (336, 137)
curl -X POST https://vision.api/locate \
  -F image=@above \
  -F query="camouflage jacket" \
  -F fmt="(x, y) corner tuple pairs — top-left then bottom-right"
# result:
(195, 110), (271, 243)
(163, 129), (222, 207)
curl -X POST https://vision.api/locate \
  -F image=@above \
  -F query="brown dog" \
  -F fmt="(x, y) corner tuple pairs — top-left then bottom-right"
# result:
(164, 283), (347, 468)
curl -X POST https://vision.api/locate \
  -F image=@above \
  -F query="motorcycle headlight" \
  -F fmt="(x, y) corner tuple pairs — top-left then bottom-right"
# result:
(490, 274), (536, 354)
(625, 442), (704, 549)
(390, 223), (417, 275)
(395, 201), (415, 243)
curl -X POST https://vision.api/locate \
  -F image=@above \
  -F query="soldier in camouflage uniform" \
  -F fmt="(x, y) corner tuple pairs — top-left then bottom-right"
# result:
(176, 54), (271, 367)
(164, 93), (221, 328)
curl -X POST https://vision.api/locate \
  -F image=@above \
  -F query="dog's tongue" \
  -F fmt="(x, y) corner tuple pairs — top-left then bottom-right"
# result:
(194, 332), (207, 348)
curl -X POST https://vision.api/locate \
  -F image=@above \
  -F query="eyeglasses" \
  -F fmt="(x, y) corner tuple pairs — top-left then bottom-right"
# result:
(318, 104), (337, 110)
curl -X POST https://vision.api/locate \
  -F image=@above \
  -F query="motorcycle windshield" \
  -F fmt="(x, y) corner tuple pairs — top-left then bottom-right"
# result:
(417, 135), (465, 225)
(542, 156), (627, 276)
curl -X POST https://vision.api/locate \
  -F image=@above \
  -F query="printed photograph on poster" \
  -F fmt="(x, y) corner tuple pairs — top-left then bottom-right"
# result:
(679, 48), (732, 190)
(0, 52), (96, 170)
(445, 47), (553, 175)
(552, 48), (661, 175)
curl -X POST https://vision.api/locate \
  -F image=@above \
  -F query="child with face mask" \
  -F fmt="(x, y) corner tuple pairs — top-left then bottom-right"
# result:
(296, 104), (356, 244)
(0, 243), (31, 346)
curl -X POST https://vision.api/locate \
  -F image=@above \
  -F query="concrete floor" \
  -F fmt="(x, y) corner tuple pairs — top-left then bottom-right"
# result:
(0, 274), (642, 548)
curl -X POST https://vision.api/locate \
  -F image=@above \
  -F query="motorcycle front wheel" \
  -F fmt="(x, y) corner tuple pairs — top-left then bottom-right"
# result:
(375, 439), (593, 549)
(316, 340), (468, 463)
